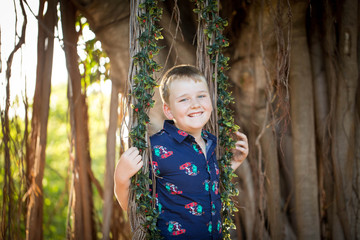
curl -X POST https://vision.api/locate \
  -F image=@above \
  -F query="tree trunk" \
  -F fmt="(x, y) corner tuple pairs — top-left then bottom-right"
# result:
(322, 1), (345, 239)
(330, 0), (359, 238)
(26, 0), (56, 239)
(1, 1), (27, 239)
(60, 0), (96, 239)
(289, 1), (320, 239)
(356, 3), (360, 237)
(234, 160), (256, 240)
(262, 126), (283, 239)
(102, 84), (119, 239)
(308, 2), (334, 238)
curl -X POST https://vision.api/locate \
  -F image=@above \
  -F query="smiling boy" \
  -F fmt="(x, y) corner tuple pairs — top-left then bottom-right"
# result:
(114, 65), (249, 239)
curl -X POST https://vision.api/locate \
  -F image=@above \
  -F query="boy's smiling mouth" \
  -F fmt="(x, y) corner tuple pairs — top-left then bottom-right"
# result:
(188, 112), (203, 117)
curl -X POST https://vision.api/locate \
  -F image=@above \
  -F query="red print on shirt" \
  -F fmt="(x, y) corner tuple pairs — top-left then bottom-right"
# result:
(153, 145), (173, 159)
(178, 130), (188, 136)
(167, 221), (186, 235)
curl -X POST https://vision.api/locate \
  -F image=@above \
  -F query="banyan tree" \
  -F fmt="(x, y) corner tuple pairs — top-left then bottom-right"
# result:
(1, 0), (359, 239)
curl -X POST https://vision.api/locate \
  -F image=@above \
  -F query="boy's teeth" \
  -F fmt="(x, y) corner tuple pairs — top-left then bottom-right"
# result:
(189, 112), (201, 117)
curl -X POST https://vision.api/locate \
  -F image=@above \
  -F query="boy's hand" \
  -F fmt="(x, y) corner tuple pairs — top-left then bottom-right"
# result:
(114, 147), (143, 184)
(114, 147), (143, 211)
(231, 132), (249, 170)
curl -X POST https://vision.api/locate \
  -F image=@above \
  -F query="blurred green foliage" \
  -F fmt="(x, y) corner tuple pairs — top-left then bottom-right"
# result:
(0, 82), (111, 239)
(0, 15), (112, 239)
(43, 83), (70, 238)
(45, 82), (110, 239)
(0, 95), (28, 239)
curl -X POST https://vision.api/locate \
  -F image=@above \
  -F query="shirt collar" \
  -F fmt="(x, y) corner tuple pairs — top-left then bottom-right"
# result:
(163, 120), (216, 143)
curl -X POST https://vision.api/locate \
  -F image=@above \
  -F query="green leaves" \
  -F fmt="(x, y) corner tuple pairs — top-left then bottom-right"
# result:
(193, 0), (239, 238)
(130, 0), (163, 238)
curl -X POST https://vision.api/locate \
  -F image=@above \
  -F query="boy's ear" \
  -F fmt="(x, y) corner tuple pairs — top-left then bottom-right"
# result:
(163, 103), (173, 120)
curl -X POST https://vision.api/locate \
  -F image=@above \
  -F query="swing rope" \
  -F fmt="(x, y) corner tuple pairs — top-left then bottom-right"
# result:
(127, 0), (162, 239)
(194, 0), (239, 238)
(126, 0), (238, 239)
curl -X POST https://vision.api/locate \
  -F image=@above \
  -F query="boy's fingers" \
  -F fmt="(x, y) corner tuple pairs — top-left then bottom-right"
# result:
(236, 140), (247, 146)
(235, 131), (247, 141)
(128, 148), (140, 159)
(135, 158), (143, 172)
(235, 146), (247, 154)
(134, 155), (142, 164)
(235, 145), (245, 150)
(137, 162), (144, 169)
(123, 147), (136, 157)
(129, 147), (139, 154)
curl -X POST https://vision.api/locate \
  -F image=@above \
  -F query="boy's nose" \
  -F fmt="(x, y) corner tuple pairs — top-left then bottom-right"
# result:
(190, 98), (201, 108)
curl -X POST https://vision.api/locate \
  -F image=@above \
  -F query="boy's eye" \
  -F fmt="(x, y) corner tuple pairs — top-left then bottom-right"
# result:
(179, 98), (188, 102)
(198, 95), (206, 98)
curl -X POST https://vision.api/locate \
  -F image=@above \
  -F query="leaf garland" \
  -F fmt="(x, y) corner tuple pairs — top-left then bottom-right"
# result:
(128, 0), (163, 239)
(193, 0), (239, 239)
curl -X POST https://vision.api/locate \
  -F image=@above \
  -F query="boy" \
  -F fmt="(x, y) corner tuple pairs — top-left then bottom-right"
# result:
(114, 65), (249, 239)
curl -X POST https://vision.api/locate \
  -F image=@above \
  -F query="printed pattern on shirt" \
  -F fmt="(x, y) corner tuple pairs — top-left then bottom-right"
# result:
(152, 161), (160, 175)
(211, 201), (216, 216)
(165, 182), (183, 195)
(179, 162), (199, 176)
(184, 202), (204, 216)
(155, 194), (164, 214)
(153, 145), (173, 159)
(167, 221), (186, 236)
(217, 220), (222, 233)
(208, 221), (212, 233)
(177, 130), (188, 136)
(204, 179), (211, 191)
(150, 120), (222, 239)
(214, 162), (219, 175)
(212, 180), (219, 195)
(192, 142), (203, 154)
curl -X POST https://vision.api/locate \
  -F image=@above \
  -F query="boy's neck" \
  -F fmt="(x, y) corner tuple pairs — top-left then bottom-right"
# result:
(193, 133), (202, 142)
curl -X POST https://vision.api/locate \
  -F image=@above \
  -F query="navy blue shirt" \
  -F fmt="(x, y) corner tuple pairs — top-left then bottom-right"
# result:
(150, 120), (222, 239)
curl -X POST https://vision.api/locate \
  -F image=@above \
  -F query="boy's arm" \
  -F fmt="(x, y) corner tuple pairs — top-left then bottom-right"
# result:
(114, 147), (143, 211)
(231, 132), (249, 170)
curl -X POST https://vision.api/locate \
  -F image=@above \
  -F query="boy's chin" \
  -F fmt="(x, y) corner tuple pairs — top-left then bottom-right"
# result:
(187, 123), (208, 132)
(175, 123), (204, 132)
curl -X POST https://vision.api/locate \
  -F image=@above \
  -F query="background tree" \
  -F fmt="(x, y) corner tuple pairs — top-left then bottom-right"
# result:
(26, 0), (57, 239)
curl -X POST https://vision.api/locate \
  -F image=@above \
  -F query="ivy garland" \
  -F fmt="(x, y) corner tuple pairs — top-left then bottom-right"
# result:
(128, 0), (163, 239)
(193, 0), (239, 239)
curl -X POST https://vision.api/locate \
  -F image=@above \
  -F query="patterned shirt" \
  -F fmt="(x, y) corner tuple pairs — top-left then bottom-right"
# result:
(150, 120), (222, 239)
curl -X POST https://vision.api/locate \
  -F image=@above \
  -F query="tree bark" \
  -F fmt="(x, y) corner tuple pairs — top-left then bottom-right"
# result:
(26, 0), (56, 239)
(289, 1), (320, 239)
(234, 160), (255, 240)
(1, 1), (27, 239)
(262, 126), (283, 239)
(331, 0), (359, 238)
(308, 2), (334, 238)
(356, 3), (360, 238)
(102, 84), (119, 239)
(322, 1), (346, 239)
(60, 0), (96, 239)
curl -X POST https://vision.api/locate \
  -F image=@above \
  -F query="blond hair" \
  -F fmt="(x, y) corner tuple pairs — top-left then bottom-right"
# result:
(159, 65), (207, 104)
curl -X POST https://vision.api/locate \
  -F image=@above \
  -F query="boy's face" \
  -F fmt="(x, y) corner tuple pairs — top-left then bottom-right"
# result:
(163, 78), (213, 136)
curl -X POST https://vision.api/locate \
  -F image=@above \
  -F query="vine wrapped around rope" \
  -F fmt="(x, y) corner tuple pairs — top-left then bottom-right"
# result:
(193, 0), (239, 239)
(127, 0), (163, 239)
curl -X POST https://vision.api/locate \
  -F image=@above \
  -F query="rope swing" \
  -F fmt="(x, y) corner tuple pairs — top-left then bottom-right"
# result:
(127, 0), (162, 239)
(125, 0), (238, 239)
